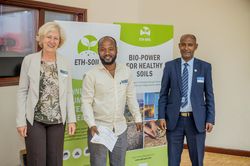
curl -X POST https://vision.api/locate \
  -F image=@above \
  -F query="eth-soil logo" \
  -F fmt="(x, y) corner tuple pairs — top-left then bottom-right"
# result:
(140, 26), (151, 36)
(77, 35), (98, 56)
(139, 26), (151, 42)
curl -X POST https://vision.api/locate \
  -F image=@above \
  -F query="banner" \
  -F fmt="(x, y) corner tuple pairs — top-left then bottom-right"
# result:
(116, 23), (173, 166)
(57, 21), (121, 166)
(57, 21), (173, 166)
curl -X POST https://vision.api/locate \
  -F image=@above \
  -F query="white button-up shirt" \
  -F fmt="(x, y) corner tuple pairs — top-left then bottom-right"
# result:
(82, 63), (142, 136)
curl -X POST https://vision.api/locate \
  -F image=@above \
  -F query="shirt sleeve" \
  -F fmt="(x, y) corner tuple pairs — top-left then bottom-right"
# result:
(81, 72), (96, 127)
(126, 68), (142, 123)
(66, 67), (76, 123)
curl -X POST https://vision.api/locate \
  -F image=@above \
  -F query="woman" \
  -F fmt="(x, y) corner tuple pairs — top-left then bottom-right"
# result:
(16, 22), (76, 166)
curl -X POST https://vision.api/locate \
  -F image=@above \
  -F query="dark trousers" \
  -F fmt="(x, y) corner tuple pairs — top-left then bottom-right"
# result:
(167, 116), (206, 166)
(25, 121), (65, 166)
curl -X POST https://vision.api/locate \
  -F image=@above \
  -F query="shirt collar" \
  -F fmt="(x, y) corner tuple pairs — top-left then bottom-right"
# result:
(97, 63), (106, 70)
(181, 57), (194, 67)
(97, 63), (119, 71)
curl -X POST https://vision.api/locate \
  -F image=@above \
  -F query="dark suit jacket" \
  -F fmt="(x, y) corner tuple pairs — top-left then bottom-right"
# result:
(158, 58), (215, 133)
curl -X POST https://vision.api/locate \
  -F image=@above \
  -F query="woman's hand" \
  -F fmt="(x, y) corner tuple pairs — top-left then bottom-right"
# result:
(68, 123), (76, 135)
(17, 126), (27, 137)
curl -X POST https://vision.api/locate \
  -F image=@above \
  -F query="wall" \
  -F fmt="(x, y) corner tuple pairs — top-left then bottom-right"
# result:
(36, 0), (140, 23)
(0, 86), (24, 166)
(0, 0), (249, 165)
(138, 0), (250, 151)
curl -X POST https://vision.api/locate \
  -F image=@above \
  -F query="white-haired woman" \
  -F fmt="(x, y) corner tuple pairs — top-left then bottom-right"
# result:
(16, 22), (76, 166)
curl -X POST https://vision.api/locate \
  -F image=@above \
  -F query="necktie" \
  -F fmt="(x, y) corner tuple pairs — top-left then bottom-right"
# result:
(181, 63), (188, 108)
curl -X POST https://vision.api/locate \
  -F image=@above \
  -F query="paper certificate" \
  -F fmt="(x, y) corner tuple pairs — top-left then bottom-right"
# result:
(90, 126), (118, 152)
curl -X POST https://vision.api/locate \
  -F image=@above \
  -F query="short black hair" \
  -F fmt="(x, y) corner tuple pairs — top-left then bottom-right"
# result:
(180, 34), (197, 43)
(98, 36), (117, 48)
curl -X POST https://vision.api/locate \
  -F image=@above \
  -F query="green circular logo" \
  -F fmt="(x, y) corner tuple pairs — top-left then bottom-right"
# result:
(78, 35), (98, 56)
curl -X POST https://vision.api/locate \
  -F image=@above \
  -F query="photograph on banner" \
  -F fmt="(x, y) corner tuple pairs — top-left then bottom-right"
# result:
(124, 93), (144, 123)
(144, 92), (159, 120)
(56, 20), (121, 166)
(124, 93), (144, 151)
(144, 120), (166, 148)
(127, 122), (143, 151)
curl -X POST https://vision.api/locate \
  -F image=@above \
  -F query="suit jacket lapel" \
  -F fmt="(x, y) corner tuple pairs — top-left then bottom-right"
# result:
(191, 58), (199, 93)
(175, 58), (182, 91)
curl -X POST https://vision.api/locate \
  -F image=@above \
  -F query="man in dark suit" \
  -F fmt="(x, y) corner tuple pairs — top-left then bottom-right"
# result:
(158, 34), (215, 166)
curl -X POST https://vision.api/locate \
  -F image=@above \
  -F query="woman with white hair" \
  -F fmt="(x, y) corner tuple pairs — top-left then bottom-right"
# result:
(16, 22), (76, 166)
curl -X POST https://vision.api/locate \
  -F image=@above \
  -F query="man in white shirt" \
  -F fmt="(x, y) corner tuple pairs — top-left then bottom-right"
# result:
(82, 36), (143, 166)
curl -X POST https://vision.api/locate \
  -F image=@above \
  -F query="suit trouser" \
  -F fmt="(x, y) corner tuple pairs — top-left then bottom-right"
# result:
(88, 128), (128, 166)
(25, 120), (65, 166)
(167, 116), (206, 166)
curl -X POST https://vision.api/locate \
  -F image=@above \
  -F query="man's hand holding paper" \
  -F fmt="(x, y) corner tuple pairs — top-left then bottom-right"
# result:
(90, 126), (118, 152)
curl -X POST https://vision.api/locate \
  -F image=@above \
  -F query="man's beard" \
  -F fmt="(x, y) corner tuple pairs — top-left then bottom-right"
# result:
(100, 55), (117, 65)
